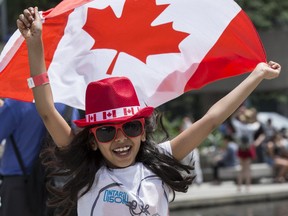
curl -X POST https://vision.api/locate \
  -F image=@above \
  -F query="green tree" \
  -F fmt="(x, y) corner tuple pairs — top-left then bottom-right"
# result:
(236, 0), (288, 30)
(6, 0), (61, 34)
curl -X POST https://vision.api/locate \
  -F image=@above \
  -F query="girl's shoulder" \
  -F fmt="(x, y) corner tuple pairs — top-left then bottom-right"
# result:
(157, 140), (172, 155)
(158, 141), (195, 166)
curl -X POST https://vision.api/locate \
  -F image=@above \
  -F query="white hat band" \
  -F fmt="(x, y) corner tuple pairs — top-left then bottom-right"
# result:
(86, 106), (140, 123)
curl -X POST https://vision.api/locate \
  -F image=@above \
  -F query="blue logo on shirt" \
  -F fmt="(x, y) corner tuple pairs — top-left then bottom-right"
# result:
(103, 189), (129, 204)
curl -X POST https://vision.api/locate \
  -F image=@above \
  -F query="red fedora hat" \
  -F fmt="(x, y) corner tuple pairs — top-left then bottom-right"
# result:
(74, 77), (154, 127)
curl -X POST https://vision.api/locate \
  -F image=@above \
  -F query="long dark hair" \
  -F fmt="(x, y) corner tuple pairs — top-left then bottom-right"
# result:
(41, 111), (194, 216)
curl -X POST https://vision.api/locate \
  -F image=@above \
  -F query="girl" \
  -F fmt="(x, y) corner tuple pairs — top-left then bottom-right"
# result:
(17, 7), (281, 216)
(232, 107), (259, 192)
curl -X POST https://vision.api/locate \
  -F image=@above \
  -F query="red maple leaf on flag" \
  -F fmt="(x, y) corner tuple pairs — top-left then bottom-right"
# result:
(82, 0), (189, 75)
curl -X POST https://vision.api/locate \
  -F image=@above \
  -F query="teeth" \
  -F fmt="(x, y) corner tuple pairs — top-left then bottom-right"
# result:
(114, 146), (130, 152)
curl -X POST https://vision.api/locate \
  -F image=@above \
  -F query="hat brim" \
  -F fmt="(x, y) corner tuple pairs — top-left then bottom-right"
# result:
(74, 106), (154, 127)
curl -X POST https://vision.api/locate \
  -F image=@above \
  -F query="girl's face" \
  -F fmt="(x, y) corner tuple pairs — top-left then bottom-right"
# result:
(90, 119), (146, 168)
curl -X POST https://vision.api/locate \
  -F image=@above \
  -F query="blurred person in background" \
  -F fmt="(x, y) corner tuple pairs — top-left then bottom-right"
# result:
(211, 134), (239, 184)
(254, 118), (277, 163)
(232, 107), (259, 192)
(279, 128), (288, 150)
(263, 118), (277, 142)
(0, 99), (4, 161)
(0, 98), (79, 216)
(266, 131), (288, 183)
(180, 116), (203, 185)
(253, 122), (267, 163)
(0, 98), (48, 216)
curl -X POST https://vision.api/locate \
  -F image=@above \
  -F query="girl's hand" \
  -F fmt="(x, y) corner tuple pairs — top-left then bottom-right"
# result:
(254, 61), (281, 80)
(16, 7), (42, 41)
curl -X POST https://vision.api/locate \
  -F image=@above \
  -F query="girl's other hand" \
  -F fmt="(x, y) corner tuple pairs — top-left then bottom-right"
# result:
(16, 7), (42, 40)
(254, 61), (281, 80)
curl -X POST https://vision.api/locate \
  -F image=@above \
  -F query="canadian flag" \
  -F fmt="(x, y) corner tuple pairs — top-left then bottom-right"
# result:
(123, 107), (135, 116)
(0, 0), (266, 110)
(103, 110), (116, 120)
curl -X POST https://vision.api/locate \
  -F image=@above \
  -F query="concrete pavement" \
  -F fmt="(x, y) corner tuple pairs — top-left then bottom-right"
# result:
(169, 180), (288, 210)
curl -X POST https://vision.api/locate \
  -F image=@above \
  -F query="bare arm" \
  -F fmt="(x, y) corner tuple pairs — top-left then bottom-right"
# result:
(171, 61), (281, 160)
(17, 7), (75, 147)
(254, 134), (266, 147)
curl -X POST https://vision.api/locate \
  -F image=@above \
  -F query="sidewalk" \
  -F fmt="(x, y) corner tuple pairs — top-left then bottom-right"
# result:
(169, 180), (288, 210)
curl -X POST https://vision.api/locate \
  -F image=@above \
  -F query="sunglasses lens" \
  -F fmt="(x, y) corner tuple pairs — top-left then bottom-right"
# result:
(123, 120), (143, 137)
(93, 119), (144, 143)
(96, 126), (116, 143)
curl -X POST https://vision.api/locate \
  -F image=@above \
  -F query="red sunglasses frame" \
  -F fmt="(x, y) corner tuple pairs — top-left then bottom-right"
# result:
(90, 118), (145, 143)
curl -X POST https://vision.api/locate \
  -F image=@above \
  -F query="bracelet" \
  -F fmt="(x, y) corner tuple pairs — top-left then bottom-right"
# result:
(27, 72), (49, 89)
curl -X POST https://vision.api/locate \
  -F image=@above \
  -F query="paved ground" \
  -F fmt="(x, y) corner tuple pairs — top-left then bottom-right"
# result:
(169, 179), (288, 210)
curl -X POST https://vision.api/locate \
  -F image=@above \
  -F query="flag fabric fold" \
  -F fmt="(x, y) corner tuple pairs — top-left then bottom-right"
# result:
(0, 0), (266, 110)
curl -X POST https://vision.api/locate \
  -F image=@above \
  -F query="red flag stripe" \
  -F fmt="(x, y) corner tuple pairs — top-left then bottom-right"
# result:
(184, 10), (266, 91)
(46, 0), (93, 18)
(0, 10), (73, 101)
(0, 32), (23, 72)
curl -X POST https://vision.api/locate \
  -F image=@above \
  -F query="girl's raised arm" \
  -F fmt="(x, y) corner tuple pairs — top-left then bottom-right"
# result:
(171, 61), (281, 161)
(17, 7), (75, 147)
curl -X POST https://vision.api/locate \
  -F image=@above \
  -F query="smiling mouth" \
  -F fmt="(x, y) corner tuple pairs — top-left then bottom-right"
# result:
(113, 146), (131, 156)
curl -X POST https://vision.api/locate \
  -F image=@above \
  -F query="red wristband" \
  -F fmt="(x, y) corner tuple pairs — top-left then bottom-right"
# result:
(27, 72), (49, 89)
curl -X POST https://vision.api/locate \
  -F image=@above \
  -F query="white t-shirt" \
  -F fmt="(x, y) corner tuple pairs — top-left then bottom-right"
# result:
(231, 118), (260, 144)
(77, 141), (187, 216)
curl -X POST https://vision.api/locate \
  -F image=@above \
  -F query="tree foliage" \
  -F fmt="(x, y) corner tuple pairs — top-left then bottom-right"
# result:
(6, 0), (61, 34)
(236, 0), (288, 30)
(6, 0), (288, 33)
